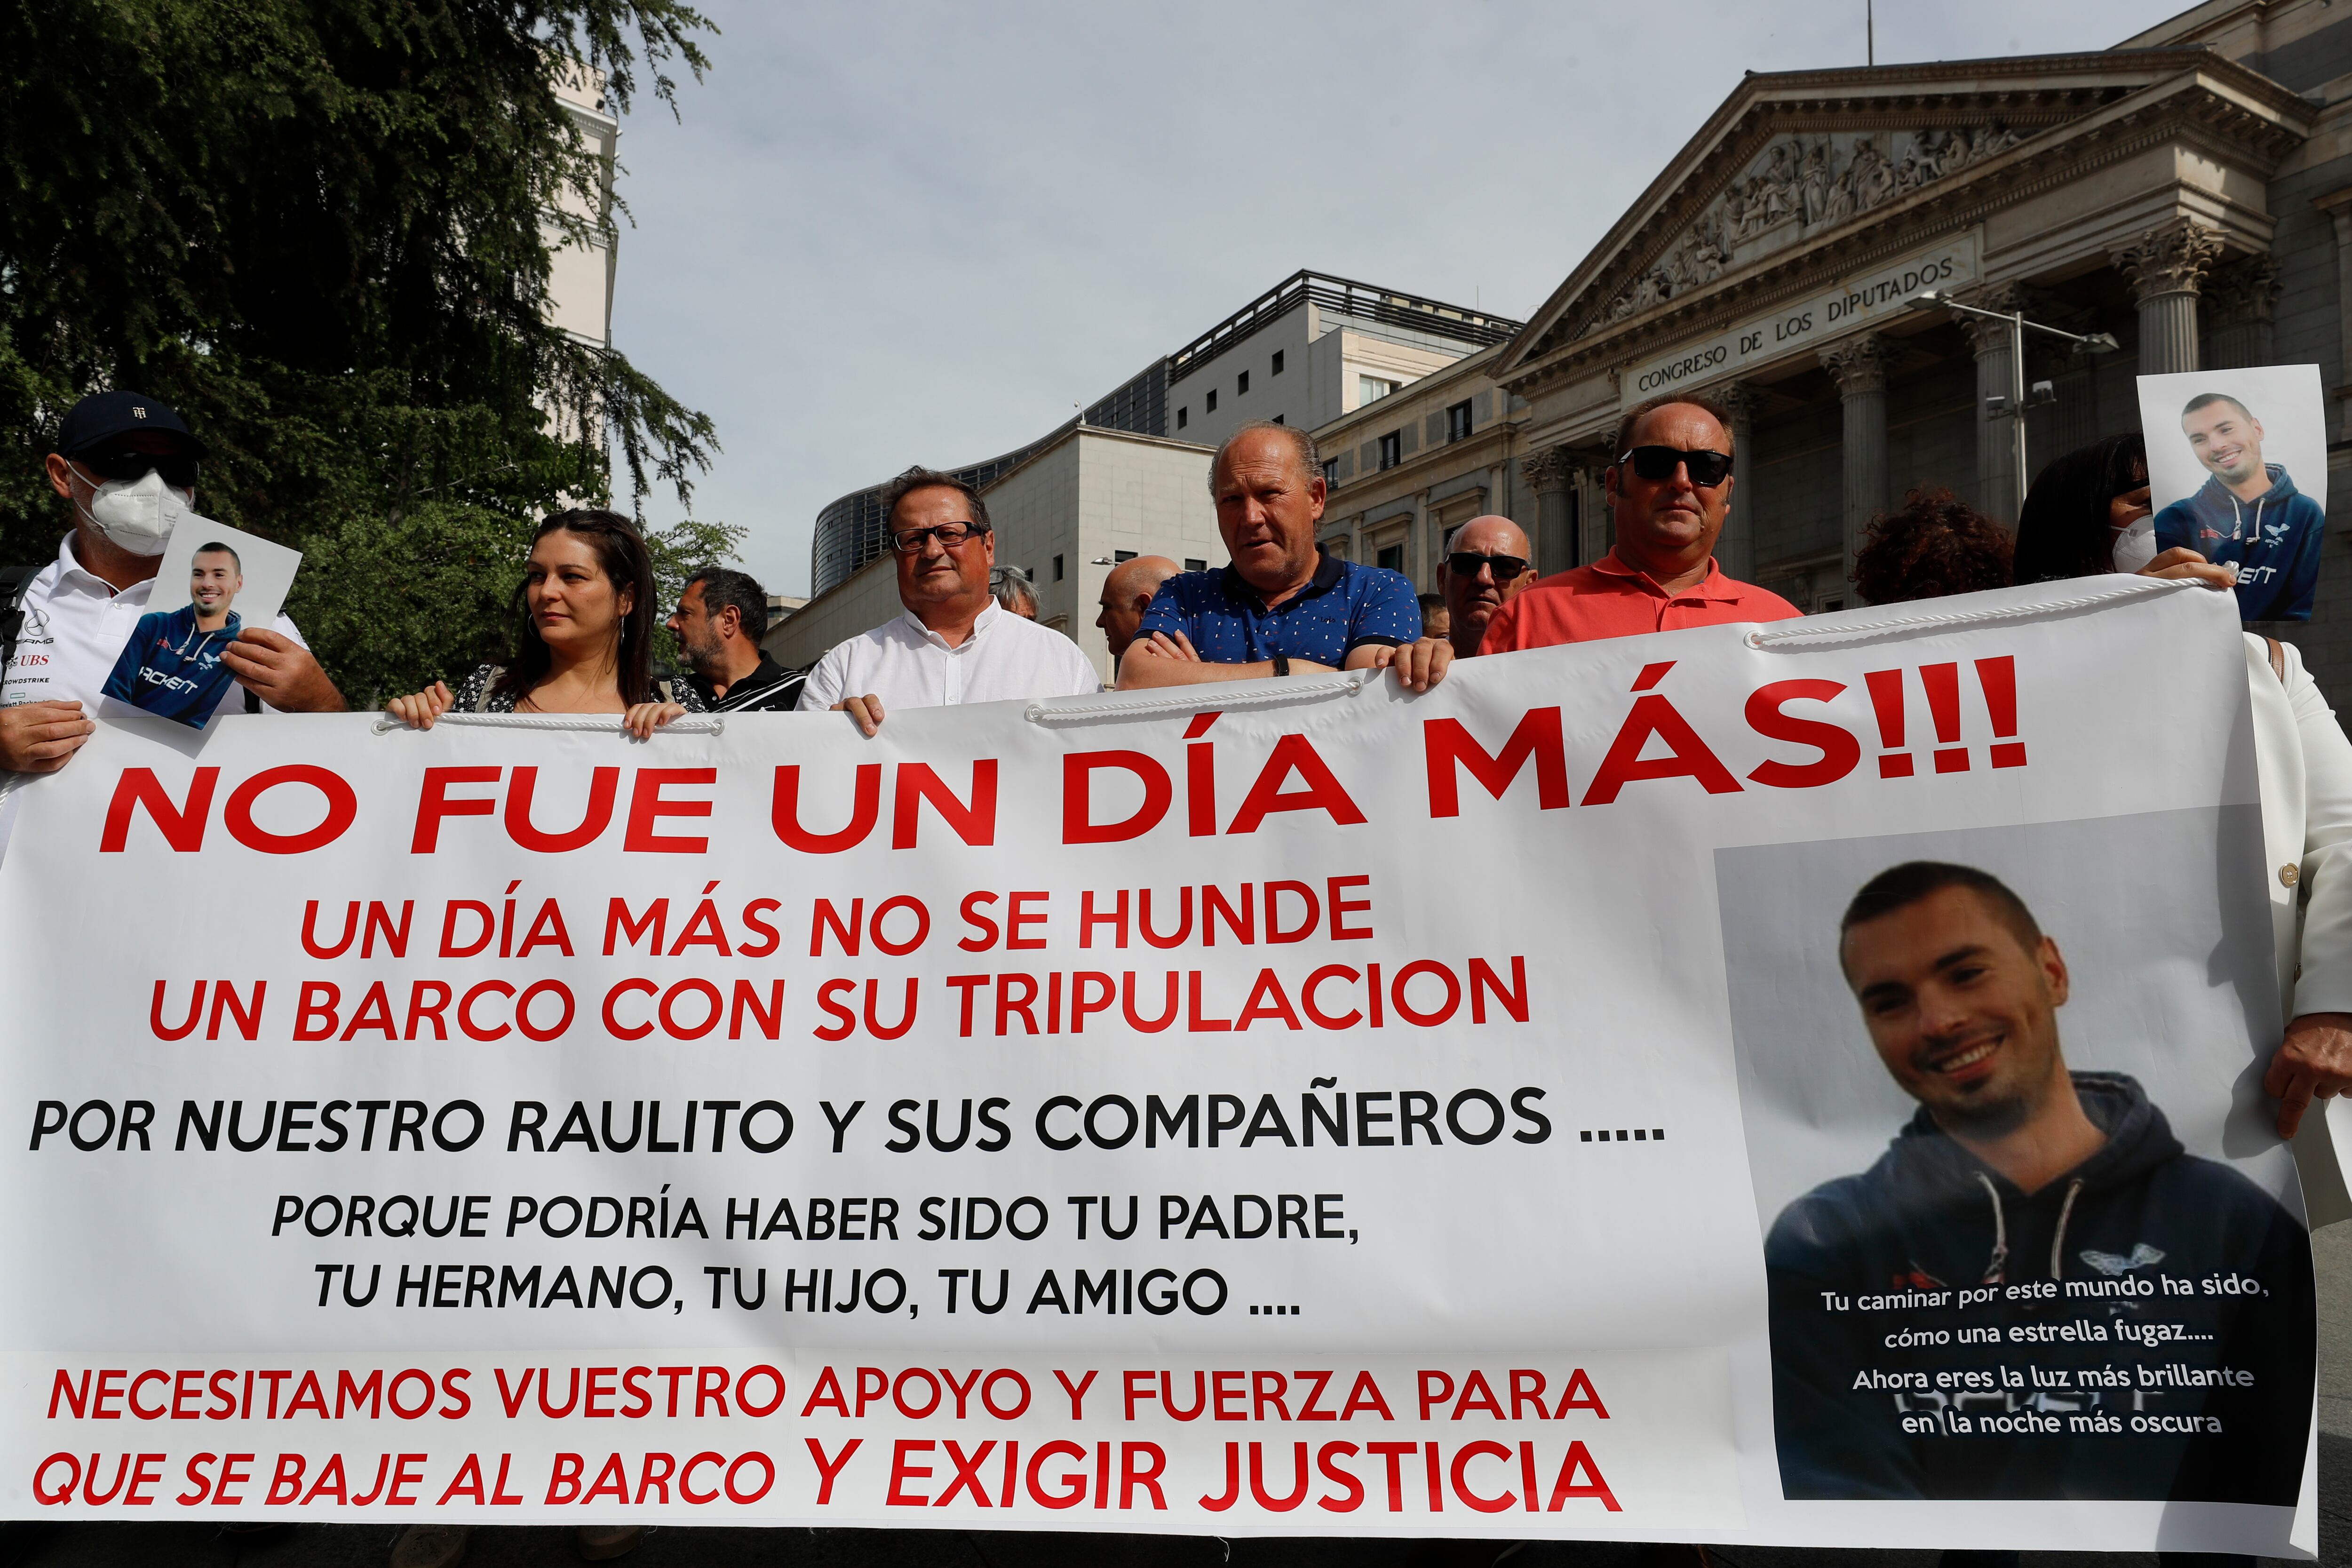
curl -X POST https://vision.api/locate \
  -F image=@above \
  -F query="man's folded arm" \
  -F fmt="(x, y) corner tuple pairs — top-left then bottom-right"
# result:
(1117, 644), (1334, 688)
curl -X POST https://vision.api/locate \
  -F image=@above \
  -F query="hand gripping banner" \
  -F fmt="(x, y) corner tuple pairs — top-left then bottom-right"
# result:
(0, 578), (2320, 1553)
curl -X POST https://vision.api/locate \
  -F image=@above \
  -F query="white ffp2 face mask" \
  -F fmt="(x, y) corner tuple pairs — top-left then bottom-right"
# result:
(2110, 516), (2158, 575)
(77, 467), (190, 557)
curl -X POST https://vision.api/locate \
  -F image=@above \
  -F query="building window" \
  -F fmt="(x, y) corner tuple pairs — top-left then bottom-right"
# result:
(1207, 389), (1218, 413)
(1238, 371), (1250, 395)
(1115, 549), (1138, 562)
(1378, 431), (1401, 470)
(1376, 544), (1405, 573)
(1447, 399), (1473, 442)
(1053, 554), (1064, 582)
(1272, 350), (1285, 376)
(1360, 375), (1398, 405)
(1176, 406), (1188, 430)
(1321, 458), (1339, 488)
(1271, 414), (1284, 425)
(1184, 558), (1207, 573)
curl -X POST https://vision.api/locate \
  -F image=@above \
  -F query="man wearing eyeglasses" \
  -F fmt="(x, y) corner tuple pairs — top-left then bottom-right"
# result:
(1438, 515), (1537, 661)
(1481, 394), (1799, 653)
(798, 466), (1101, 734)
(1, 392), (344, 790)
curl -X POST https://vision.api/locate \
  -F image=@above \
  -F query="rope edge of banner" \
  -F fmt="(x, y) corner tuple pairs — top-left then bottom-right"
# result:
(1744, 578), (2186, 651)
(1027, 670), (1370, 724)
(369, 713), (728, 736)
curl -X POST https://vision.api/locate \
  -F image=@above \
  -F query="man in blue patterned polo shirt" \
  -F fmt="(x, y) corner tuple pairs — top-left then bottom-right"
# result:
(1118, 422), (1451, 692)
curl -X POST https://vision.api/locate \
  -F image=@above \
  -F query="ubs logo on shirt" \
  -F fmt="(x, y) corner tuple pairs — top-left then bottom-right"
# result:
(6, 629), (56, 688)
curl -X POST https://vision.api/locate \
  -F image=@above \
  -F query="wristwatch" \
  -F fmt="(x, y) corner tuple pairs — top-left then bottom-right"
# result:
(1272, 652), (1292, 678)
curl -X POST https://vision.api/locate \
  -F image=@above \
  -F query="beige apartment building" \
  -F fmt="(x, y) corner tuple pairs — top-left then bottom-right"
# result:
(547, 67), (619, 349)
(806, 274), (1519, 600)
(1165, 274), (1514, 453)
(1308, 346), (1543, 591)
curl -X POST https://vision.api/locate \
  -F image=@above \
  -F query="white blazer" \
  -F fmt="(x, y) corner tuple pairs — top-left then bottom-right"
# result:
(2247, 633), (2352, 1223)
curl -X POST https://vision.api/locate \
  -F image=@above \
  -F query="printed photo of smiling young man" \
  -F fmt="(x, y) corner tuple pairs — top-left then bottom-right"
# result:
(100, 541), (248, 727)
(2152, 389), (2327, 621)
(1762, 861), (2311, 1504)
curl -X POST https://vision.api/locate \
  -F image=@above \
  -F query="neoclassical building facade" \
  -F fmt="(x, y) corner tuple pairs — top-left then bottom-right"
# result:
(1496, 44), (2307, 601)
(1470, 6), (2352, 700)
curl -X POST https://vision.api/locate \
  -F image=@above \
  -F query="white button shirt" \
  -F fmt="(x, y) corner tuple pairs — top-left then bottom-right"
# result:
(0, 531), (308, 855)
(798, 602), (1102, 713)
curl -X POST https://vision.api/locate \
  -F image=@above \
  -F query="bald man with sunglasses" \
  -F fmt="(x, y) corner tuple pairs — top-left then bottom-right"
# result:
(1439, 515), (1537, 661)
(1481, 394), (1798, 652)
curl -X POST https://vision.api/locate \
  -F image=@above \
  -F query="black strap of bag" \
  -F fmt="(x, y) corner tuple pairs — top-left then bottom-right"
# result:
(0, 563), (40, 680)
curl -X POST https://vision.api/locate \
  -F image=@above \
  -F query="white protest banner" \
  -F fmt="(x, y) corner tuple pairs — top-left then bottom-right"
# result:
(0, 577), (2315, 1553)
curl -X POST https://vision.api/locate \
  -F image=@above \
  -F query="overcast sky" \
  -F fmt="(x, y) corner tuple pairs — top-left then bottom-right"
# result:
(607, 0), (2190, 598)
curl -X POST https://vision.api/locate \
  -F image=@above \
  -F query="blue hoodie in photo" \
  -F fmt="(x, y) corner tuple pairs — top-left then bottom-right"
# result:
(102, 605), (243, 727)
(1765, 1073), (2311, 1503)
(2152, 462), (2325, 621)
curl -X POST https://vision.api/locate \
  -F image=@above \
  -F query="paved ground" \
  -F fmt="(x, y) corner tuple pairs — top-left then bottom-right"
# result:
(11, 1228), (2352, 1568)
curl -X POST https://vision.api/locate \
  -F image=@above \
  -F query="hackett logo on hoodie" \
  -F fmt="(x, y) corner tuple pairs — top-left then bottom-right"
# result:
(2153, 462), (2325, 621)
(99, 605), (243, 727)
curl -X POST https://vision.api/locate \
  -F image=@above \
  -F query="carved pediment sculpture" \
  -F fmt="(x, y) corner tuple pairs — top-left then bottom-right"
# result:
(1576, 123), (2025, 341)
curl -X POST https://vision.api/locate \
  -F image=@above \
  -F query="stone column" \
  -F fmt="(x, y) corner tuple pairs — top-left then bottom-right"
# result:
(1579, 462), (1612, 564)
(2112, 217), (2223, 376)
(1520, 448), (1580, 574)
(1955, 285), (2033, 522)
(2203, 253), (2281, 371)
(1714, 382), (1760, 583)
(2316, 188), (2352, 439)
(1820, 333), (1903, 577)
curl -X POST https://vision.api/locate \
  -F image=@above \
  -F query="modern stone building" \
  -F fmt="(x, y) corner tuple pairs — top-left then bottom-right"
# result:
(1482, 2), (2352, 693)
(805, 273), (1518, 599)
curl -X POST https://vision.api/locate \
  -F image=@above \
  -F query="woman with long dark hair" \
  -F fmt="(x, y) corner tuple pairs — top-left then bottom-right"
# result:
(387, 509), (684, 739)
(2010, 433), (2160, 585)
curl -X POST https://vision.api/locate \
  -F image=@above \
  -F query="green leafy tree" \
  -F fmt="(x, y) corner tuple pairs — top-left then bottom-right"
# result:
(0, 0), (727, 702)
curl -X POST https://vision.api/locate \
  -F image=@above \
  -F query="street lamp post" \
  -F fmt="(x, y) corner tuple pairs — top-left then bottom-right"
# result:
(1903, 289), (2121, 515)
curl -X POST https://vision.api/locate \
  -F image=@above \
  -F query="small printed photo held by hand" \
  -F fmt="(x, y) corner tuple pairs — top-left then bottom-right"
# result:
(2135, 365), (2328, 622)
(1717, 816), (2315, 1505)
(100, 521), (301, 729)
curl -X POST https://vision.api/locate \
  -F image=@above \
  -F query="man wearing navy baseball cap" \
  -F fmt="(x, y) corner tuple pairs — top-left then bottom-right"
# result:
(1, 391), (343, 826)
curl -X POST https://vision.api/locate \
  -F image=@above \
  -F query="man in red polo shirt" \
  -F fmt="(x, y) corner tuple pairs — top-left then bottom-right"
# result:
(1482, 392), (1799, 650)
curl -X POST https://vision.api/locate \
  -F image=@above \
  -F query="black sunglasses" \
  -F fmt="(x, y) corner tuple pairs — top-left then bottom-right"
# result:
(78, 450), (200, 490)
(1618, 446), (1733, 487)
(1447, 551), (1530, 582)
